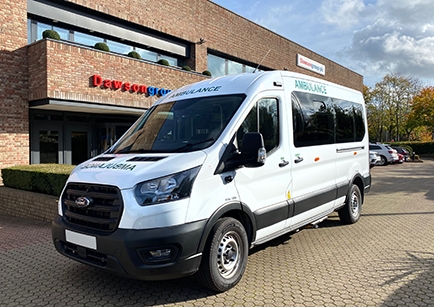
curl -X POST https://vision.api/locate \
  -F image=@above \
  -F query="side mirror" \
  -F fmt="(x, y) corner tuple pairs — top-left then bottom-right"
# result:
(239, 132), (266, 168)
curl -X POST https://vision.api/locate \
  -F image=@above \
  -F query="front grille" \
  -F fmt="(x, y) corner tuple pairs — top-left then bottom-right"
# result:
(62, 183), (123, 232)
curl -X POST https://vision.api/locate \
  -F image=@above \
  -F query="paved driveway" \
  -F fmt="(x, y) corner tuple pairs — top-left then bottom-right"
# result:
(1, 160), (434, 306)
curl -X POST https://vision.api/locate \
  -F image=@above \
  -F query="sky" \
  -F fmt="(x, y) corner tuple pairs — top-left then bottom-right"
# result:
(211, 0), (434, 88)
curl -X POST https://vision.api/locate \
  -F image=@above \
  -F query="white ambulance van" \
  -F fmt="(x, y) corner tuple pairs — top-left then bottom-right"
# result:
(52, 71), (371, 292)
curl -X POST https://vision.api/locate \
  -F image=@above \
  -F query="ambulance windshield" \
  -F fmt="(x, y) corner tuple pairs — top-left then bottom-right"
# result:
(109, 94), (246, 154)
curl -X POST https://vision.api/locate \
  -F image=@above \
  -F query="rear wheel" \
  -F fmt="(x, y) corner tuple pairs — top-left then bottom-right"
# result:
(197, 217), (248, 292)
(338, 184), (362, 224)
(378, 155), (388, 166)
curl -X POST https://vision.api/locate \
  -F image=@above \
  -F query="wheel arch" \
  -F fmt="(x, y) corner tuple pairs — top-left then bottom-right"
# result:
(197, 202), (256, 253)
(350, 173), (366, 204)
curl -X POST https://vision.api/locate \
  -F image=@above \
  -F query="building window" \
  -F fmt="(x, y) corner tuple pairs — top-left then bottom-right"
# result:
(27, 18), (180, 67)
(36, 21), (51, 40)
(208, 54), (226, 77)
(228, 61), (243, 75)
(73, 31), (101, 47)
(207, 54), (264, 77)
(136, 48), (158, 62)
(159, 54), (178, 66)
(39, 130), (59, 163)
(106, 39), (133, 54)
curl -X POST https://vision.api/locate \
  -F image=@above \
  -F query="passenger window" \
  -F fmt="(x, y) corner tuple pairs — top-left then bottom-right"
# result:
(292, 92), (365, 147)
(334, 99), (365, 143)
(292, 92), (334, 147)
(237, 98), (279, 153)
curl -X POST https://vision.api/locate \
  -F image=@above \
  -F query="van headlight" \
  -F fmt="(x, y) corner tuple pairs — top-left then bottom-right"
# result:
(134, 166), (200, 206)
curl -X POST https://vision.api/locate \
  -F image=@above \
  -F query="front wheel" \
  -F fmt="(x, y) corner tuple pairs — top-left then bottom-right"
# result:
(197, 217), (249, 292)
(338, 184), (362, 224)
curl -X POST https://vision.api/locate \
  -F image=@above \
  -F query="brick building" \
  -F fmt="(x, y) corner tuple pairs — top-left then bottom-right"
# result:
(0, 0), (363, 169)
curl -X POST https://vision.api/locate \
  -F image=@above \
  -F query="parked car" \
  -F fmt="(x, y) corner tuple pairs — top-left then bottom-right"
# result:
(369, 143), (396, 166)
(390, 148), (404, 163)
(396, 153), (404, 163)
(369, 151), (381, 168)
(392, 146), (410, 161)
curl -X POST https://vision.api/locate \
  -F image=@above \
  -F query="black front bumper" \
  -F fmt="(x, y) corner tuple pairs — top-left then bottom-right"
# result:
(52, 215), (206, 281)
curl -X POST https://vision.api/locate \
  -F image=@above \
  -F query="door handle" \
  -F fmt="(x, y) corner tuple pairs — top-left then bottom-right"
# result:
(279, 160), (289, 167)
(294, 156), (304, 164)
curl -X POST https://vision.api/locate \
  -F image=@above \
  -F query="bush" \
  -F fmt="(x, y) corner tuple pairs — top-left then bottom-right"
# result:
(127, 51), (141, 59)
(182, 65), (192, 71)
(157, 59), (170, 66)
(409, 142), (434, 155)
(94, 42), (110, 52)
(392, 141), (434, 155)
(2, 164), (75, 197)
(42, 29), (60, 40)
(202, 70), (212, 77)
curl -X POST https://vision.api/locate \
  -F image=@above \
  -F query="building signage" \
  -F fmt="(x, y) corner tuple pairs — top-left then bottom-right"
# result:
(91, 74), (171, 97)
(297, 54), (325, 76)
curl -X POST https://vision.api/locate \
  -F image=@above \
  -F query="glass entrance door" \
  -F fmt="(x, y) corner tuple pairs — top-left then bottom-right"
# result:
(64, 126), (92, 165)
(31, 124), (64, 164)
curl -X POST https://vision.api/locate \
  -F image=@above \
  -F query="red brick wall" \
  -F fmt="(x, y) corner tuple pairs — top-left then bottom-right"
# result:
(0, 0), (29, 168)
(0, 186), (58, 222)
(28, 40), (207, 109)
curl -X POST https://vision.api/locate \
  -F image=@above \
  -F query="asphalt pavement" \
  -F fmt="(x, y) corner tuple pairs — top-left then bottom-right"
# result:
(1, 159), (434, 306)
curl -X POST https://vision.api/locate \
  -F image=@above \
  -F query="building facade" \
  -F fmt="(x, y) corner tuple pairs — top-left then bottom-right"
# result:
(0, 0), (363, 169)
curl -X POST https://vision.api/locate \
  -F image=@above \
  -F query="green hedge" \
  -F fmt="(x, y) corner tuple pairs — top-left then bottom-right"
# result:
(127, 51), (141, 59)
(391, 141), (434, 155)
(1, 164), (75, 197)
(94, 42), (110, 52)
(42, 29), (60, 40)
(157, 59), (170, 66)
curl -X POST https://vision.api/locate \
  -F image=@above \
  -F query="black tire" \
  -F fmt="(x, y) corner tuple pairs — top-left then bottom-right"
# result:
(338, 184), (362, 224)
(378, 155), (388, 166)
(197, 217), (249, 292)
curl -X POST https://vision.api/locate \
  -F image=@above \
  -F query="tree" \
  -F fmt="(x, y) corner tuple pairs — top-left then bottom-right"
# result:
(408, 86), (434, 139)
(365, 74), (421, 142)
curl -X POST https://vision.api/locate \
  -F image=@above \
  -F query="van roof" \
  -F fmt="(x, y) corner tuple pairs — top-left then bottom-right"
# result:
(159, 71), (280, 104)
(157, 70), (361, 105)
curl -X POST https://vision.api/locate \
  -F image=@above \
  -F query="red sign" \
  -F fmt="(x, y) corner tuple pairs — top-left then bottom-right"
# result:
(91, 74), (171, 96)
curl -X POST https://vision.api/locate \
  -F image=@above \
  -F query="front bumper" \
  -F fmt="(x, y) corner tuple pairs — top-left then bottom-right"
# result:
(52, 215), (206, 280)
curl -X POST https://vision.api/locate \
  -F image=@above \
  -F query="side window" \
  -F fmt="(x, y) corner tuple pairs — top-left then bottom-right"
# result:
(335, 99), (365, 143)
(237, 98), (279, 153)
(353, 104), (365, 141)
(292, 92), (334, 147)
(292, 92), (365, 147)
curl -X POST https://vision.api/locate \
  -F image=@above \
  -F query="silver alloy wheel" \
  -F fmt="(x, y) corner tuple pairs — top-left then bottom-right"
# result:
(350, 190), (360, 219)
(217, 231), (241, 278)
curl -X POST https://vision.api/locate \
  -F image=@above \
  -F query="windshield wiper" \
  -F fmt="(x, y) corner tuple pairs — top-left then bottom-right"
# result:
(170, 138), (214, 153)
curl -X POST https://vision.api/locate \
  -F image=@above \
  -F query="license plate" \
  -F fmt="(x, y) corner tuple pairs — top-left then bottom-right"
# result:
(65, 230), (97, 250)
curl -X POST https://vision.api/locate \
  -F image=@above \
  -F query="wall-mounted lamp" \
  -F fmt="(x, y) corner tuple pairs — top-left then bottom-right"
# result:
(197, 38), (206, 45)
